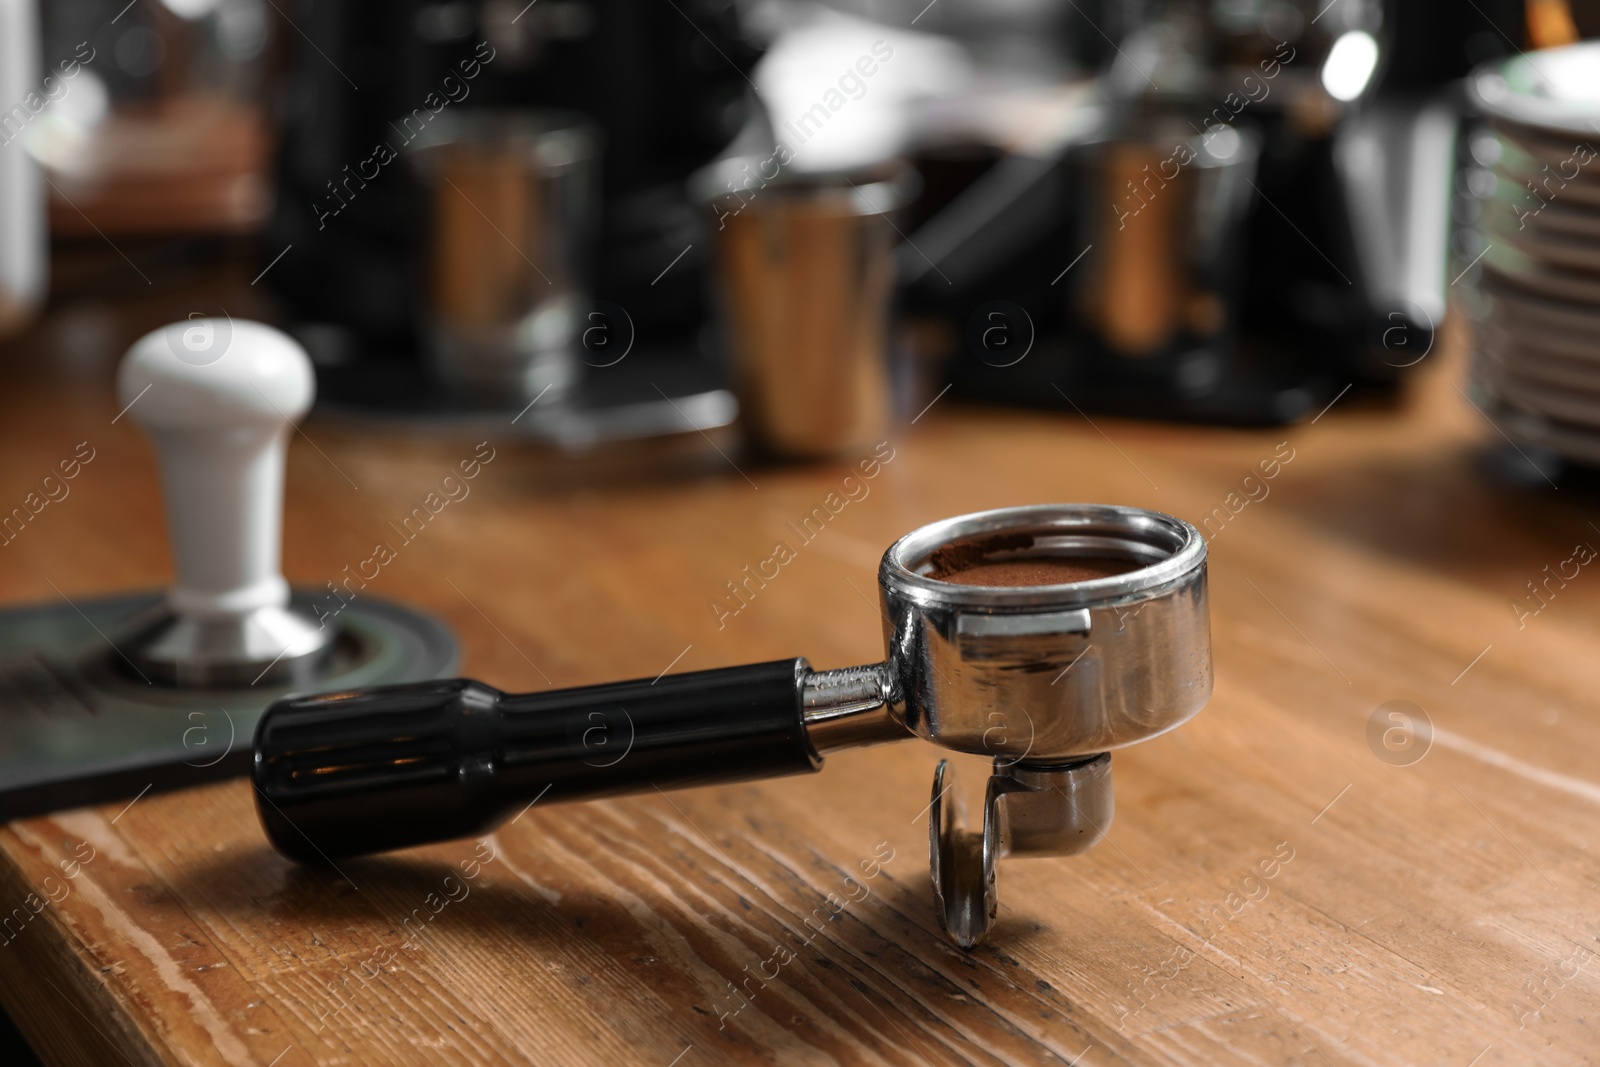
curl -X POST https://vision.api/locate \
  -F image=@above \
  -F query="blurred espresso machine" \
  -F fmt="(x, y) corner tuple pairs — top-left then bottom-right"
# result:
(264, 0), (757, 435)
(264, 0), (1529, 432)
(905, 0), (1527, 425)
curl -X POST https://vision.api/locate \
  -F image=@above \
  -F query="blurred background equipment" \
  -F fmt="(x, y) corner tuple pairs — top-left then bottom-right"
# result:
(408, 109), (599, 407)
(262, 0), (749, 445)
(0, 0), (47, 337)
(1465, 39), (1600, 472)
(697, 158), (915, 458)
(15, 0), (1600, 445)
(33, 0), (274, 237)
(899, 0), (1526, 424)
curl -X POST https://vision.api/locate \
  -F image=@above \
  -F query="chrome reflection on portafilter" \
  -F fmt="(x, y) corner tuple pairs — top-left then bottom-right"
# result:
(253, 504), (1210, 948)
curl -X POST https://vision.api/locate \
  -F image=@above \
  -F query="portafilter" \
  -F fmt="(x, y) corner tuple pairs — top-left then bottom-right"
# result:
(253, 504), (1211, 947)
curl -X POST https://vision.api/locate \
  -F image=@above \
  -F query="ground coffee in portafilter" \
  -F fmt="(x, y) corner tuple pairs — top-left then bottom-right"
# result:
(924, 533), (1140, 587)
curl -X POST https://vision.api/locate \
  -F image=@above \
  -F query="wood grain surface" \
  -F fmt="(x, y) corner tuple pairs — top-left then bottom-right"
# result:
(0, 302), (1598, 1066)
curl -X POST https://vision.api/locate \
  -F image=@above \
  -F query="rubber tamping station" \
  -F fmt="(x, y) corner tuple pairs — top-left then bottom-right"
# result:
(0, 318), (455, 818)
(254, 504), (1211, 947)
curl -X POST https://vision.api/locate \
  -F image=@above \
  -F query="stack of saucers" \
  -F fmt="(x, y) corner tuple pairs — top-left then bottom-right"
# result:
(1468, 41), (1600, 464)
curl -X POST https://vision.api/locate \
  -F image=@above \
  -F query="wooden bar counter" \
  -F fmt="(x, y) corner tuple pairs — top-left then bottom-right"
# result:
(0, 313), (1596, 1066)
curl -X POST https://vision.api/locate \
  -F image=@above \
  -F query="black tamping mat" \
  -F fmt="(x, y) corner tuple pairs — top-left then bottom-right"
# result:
(0, 591), (456, 821)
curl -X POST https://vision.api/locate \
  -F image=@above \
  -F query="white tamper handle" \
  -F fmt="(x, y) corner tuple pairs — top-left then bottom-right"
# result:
(116, 319), (314, 620)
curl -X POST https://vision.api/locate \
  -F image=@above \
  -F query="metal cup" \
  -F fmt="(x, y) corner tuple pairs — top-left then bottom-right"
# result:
(407, 109), (600, 406)
(1073, 118), (1260, 381)
(697, 159), (917, 458)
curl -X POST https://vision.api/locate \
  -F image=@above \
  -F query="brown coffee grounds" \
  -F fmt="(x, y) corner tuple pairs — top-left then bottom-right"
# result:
(923, 534), (1139, 587)
(931, 557), (1136, 587)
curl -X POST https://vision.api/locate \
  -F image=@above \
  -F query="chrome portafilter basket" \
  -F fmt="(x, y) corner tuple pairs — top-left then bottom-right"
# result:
(818, 505), (1210, 944)
(253, 504), (1211, 947)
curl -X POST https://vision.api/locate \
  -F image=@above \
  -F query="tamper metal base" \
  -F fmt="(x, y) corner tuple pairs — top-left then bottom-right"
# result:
(123, 603), (338, 688)
(0, 590), (456, 820)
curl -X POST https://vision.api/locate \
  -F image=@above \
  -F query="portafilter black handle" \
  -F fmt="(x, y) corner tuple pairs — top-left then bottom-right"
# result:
(252, 658), (818, 862)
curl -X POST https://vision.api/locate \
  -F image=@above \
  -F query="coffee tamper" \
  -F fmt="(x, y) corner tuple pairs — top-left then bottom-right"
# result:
(254, 504), (1211, 947)
(0, 318), (457, 820)
(116, 319), (337, 686)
